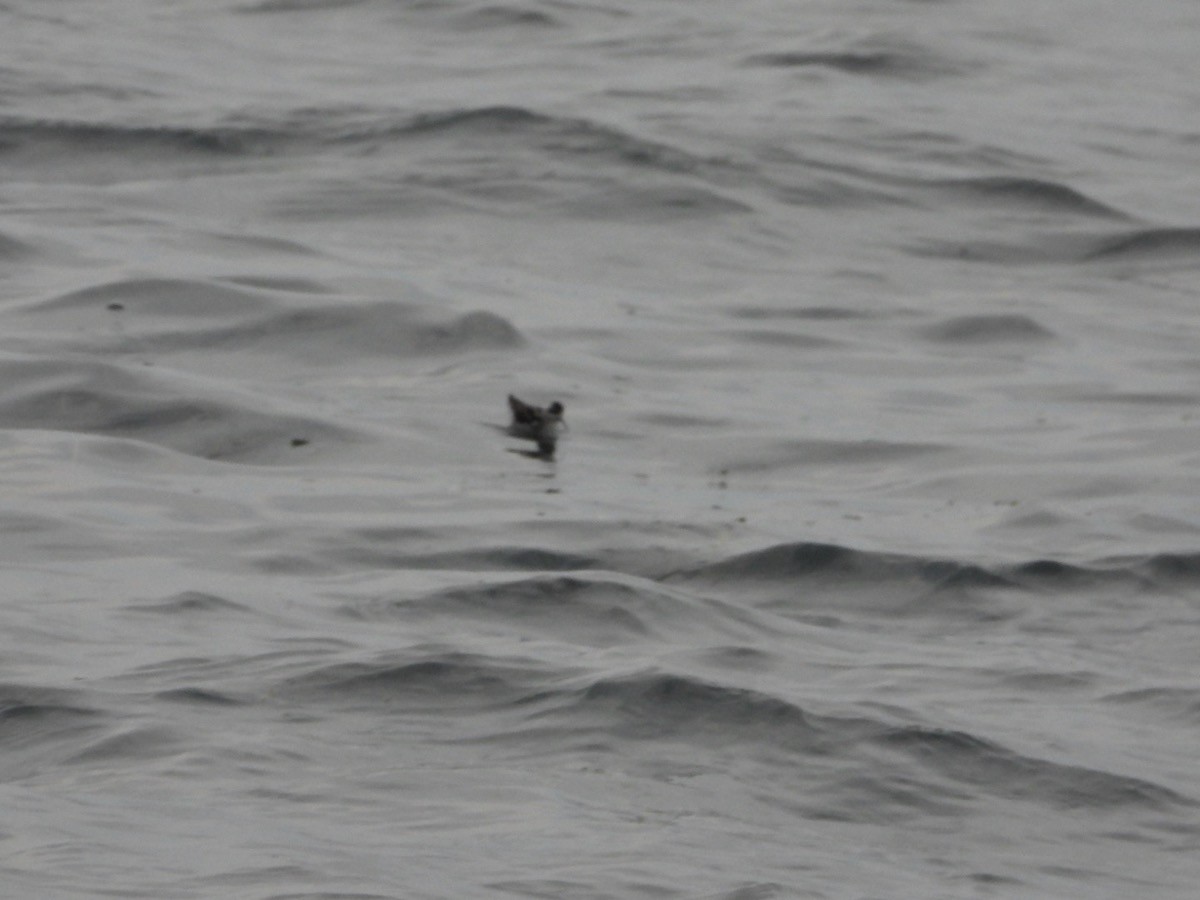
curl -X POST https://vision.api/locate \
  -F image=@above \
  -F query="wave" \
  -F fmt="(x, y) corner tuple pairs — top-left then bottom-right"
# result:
(311, 524), (704, 582)
(562, 670), (828, 748)
(342, 544), (600, 572)
(509, 665), (1193, 812)
(996, 551), (1200, 596)
(715, 438), (952, 475)
(125, 591), (254, 615)
(281, 649), (567, 713)
(326, 105), (726, 177)
(109, 302), (521, 361)
(667, 541), (1009, 589)
(0, 686), (101, 732)
(0, 116), (286, 161)
(155, 687), (246, 706)
(0, 684), (108, 780)
(237, 0), (370, 11)
(556, 183), (752, 219)
(340, 572), (776, 648)
(256, 103), (755, 219)
(451, 4), (559, 30)
(920, 313), (1056, 344)
(1110, 550), (1200, 586)
(0, 230), (35, 260)
(743, 39), (965, 81)
(0, 355), (362, 464)
(873, 724), (1192, 811)
(344, 576), (656, 647)
(1102, 687), (1200, 724)
(15, 277), (524, 362)
(728, 328), (841, 350)
(32, 277), (285, 317)
(729, 547), (1015, 620)
(240, 0), (563, 24)
(405, 106), (707, 170)
(728, 305), (883, 322)
(672, 540), (1200, 591)
(168, 641), (1145, 820)
(1, 105), (751, 221)
(663, 542), (1032, 625)
(931, 176), (1130, 219)
(659, 540), (1200, 644)
(1084, 226), (1200, 261)
(912, 225), (1200, 265)
(65, 725), (183, 765)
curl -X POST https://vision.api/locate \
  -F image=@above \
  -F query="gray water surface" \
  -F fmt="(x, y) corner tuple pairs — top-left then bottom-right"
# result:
(2, 1), (1200, 897)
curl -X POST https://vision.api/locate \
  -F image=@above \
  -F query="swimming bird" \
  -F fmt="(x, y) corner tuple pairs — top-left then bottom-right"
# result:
(507, 394), (565, 457)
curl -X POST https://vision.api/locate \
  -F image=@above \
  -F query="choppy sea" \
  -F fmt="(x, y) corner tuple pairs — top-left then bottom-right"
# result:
(3, 1), (1200, 897)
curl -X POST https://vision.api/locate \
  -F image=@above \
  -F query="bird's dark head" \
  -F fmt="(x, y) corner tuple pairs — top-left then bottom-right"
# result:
(547, 402), (564, 417)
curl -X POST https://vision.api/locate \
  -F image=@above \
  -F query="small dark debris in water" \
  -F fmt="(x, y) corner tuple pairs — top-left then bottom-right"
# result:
(107, 302), (125, 311)
(290, 438), (309, 447)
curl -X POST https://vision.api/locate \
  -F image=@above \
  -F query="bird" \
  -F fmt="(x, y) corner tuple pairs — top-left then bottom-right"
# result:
(507, 394), (565, 457)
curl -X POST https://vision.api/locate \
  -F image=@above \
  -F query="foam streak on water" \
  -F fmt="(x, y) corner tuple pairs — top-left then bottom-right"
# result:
(2, 1), (1200, 897)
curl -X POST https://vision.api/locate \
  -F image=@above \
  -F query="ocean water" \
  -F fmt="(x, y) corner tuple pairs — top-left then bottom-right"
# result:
(2, 1), (1200, 897)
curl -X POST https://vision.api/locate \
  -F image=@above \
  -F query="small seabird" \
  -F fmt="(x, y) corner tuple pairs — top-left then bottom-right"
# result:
(507, 394), (565, 457)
